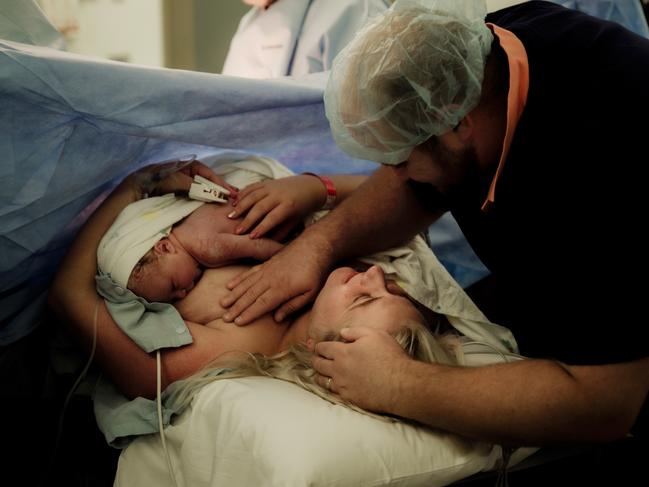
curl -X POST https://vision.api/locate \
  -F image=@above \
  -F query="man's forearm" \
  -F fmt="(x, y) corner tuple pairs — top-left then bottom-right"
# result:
(303, 166), (442, 264)
(391, 358), (649, 446)
(327, 174), (367, 204)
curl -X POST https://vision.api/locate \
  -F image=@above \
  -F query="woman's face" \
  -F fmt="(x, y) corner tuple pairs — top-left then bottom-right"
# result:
(307, 265), (424, 349)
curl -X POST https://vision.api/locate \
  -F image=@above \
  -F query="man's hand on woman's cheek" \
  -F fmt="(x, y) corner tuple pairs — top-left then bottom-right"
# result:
(312, 326), (410, 413)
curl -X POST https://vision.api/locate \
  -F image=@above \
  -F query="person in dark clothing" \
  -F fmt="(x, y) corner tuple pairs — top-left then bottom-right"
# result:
(221, 0), (648, 446)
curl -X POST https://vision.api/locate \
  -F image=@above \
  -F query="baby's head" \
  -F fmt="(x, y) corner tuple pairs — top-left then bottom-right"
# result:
(97, 194), (204, 303)
(127, 237), (202, 303)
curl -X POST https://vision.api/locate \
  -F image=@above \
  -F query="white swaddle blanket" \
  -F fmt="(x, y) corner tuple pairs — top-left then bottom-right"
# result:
(97, 195), (204, 288)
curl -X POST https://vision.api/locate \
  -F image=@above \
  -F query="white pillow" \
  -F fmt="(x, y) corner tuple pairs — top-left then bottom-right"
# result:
(115, 375), (536, 486)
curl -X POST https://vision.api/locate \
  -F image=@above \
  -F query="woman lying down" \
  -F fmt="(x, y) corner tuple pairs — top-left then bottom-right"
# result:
(48, 156), (520, 448)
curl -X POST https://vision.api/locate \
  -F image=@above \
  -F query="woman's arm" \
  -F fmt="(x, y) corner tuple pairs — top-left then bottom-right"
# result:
(48, 163), (235, 399)
(228, 174), (368, 240)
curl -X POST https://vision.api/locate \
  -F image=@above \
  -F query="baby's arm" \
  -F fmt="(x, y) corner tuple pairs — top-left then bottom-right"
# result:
(177, 203), (284, 268)
(192, 233), (284, 268)
(228, 174), (367, 239)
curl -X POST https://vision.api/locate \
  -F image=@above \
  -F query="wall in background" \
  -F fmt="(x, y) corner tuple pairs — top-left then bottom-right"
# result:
(37, 1), (546, 72)
(164, 0), (249, 72)
(37, 0), (250, 71)
(39, 0), (165, 66)
(194, 0), (250, 73)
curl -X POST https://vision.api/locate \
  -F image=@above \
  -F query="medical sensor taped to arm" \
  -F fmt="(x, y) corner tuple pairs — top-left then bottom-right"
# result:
(189, 175), (230, 203)
(137, 154), (198, 198)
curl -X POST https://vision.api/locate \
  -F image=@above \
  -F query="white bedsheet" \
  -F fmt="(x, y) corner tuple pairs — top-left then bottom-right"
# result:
(115, 345), (536, 487)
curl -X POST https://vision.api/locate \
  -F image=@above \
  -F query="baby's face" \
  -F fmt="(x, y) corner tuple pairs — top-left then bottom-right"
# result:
(132, 248), (202, 303)
(307, 265), (424, 348)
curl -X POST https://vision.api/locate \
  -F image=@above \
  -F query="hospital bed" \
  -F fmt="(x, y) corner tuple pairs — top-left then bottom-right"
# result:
(1, 1), (645, 486)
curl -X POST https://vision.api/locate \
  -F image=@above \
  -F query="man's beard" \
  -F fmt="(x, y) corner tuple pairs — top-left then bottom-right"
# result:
(406, 143), (482, 212)
(407, 179), (449, 213)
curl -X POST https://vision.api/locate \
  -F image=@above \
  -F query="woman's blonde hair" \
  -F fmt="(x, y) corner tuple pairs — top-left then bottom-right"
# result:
(172, 321), (464, 420)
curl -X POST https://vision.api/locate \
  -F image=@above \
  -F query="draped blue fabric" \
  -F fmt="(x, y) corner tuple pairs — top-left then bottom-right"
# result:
(0, 1), (489, 344)
(0, 37), (378, 343)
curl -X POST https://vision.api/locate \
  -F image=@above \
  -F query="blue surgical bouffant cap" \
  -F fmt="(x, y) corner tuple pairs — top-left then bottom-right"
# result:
(324, 0), (493, 164)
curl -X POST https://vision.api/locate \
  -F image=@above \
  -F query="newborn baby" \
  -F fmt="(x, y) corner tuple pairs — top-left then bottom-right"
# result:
(97, 195), (283, 303)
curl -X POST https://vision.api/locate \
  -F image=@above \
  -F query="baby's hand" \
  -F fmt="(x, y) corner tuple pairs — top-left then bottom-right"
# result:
(228, 175), (326, 240)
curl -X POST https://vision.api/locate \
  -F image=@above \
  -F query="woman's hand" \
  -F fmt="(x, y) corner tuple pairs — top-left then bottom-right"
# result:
(228, 175), (326, 240)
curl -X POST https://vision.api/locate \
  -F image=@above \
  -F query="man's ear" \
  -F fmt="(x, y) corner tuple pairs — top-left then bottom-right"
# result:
(453, 114), (474, 142)
(154, 238), (175, 255)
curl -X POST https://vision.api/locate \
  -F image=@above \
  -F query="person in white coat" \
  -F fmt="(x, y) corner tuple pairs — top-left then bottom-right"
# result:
(222, 0), (390, 78)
